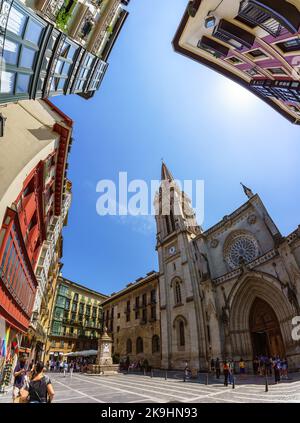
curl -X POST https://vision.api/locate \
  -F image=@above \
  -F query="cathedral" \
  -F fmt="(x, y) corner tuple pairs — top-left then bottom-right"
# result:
(102, 162), (300, 372)
(154, 163), (300, 371)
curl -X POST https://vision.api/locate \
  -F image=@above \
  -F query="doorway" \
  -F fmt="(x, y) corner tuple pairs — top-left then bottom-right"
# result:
(249, 298), (285, 358)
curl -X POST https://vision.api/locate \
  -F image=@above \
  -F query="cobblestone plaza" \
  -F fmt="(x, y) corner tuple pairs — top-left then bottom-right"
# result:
(1, 372), (300, 403)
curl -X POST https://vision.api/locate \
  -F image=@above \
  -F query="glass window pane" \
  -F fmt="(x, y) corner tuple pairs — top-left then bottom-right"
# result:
(3, 39), (20, 65)
(25, 19), (43, 45)
(19, 47), (36, 68)
(55, 60), (64, 75)
(68, 45), (77, 60)
(7, 4), (27, 36)
(16, 73), (31, 93)
(62, 62), (71, 76)
(57, 78), (66, 91)
(0, 71), (15, 93)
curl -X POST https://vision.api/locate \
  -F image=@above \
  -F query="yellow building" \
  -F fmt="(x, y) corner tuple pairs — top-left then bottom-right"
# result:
(102, 271), (161, 369)
(45, 276), (107, 362)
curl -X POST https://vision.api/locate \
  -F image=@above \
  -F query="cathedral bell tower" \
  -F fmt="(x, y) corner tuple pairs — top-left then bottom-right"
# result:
(154, 162), (207, 370)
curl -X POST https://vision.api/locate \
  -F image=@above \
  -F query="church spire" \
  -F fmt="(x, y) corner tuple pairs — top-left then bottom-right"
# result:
(240, 182), (254, 199)
(161, 161), (175, 182)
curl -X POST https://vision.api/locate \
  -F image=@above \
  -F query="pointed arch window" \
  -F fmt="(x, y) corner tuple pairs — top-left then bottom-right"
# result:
(126, 339), (132, 354)
(152, 335), (160, 353)
(136, 337), (143, 354)
(174, 280), (182, 305)
(179, 321), (185, 347)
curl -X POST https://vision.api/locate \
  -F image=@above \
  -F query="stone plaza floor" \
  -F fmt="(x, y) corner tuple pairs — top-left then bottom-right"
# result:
(1, 371), (300, 403)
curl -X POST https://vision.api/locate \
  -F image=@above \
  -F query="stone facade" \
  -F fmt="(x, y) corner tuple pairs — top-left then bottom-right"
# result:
(156, 164), (300, 371)
(102, 272), (161, 368)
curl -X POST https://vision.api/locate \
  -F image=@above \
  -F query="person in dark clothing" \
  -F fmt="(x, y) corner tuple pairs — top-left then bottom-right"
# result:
(215, 358), (221, 379)
(223, 361), (229, 387)
(274, 359), (281, 384)
(210, 358), (215, 373)
(21, 362), (55, 403)
(13, 355), (28, 402)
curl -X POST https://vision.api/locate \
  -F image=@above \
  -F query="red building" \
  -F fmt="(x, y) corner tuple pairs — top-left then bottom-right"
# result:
(0, 100), (73, 382)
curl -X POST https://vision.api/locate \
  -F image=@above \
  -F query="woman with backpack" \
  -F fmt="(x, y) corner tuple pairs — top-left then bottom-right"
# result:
(20, 362), (55, 403)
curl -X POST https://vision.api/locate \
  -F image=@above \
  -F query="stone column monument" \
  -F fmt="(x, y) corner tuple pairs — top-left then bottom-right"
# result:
(88, 327), (119, 375)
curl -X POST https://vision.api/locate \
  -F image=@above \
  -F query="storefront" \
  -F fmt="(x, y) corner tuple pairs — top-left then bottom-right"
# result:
(0, 316), (22, 393)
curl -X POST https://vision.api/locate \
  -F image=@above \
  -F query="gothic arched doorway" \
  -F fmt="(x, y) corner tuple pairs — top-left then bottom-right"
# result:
(249, 298), (285, 358)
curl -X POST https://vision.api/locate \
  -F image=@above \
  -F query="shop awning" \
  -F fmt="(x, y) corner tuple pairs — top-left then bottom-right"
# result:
(64, 349), (98, 357)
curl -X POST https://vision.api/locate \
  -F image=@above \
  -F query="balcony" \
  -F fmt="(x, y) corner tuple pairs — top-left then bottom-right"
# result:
(197, 36), (229, 58)
(238, 0), (300, 37)
(213, 19), (255, 50)
(250, 79), (300, 104)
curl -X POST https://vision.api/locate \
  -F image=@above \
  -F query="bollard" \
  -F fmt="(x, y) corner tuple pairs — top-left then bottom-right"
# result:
(165, 370), (167, 380)
(151, 369), (153, 378)
(144, 368), (146, 376)
(232, 375), (235, 389)
(206, 373), (208, 385)
(265, 374), (269, 392)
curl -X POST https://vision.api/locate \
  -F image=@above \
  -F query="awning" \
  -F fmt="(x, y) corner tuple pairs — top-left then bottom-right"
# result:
(64, 349), (98, 357)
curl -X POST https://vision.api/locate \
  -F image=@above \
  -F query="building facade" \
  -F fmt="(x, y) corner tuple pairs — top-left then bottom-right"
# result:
(28, 0), (129, 63)
(174, 0), (300, 124)
(155, 163), (300, 371)
(0, 0), (129, 104)
(46, 276), (107, 362)
(102, 271), (161, 368)
(0, 99), (73, 387)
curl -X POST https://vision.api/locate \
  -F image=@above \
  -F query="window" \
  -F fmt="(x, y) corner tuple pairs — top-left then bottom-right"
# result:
(179, 321), (185, 347)
(60, 340), (64, 348)
(73, 53), (95, 93)
(151, 306), (156, 320)
(51, 340), (56, 348)
(267, 67), (288, 75)
(49, 40), (78, 94)
(174, 281), (182, 305)
(277, 38), (300, 53)
(150, 289), (156, 303)
(152, 335), (160, 353)
(0, 4), (46, 99)
(142, 294), (147, 306)
(226, 56), (243, 65)
(142, 308), (147, 323)
(136, 337), (143, 354)
(73, 293), (78, 302)
(247, 49), (268, 59)
(126, 339), (132, 354)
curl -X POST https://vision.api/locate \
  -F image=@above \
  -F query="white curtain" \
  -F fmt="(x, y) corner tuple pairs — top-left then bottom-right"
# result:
(6, 3), (26, 36)
(0, 70), (15, 93)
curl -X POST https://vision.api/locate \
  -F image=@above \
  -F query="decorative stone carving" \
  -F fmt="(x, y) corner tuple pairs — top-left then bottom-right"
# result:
(247, 214), (257, 225)
(210, 238), (219, 248)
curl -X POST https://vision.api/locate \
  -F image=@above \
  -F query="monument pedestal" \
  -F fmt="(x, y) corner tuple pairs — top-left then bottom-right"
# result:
(87, 328), (119, 376)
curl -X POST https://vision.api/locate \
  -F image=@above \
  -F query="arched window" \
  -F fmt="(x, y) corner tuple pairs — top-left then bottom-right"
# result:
(174, 280), (182, 305)
(126, 339), (132, 354)
(179, 320), (185, 347)
(152, 335), (160, 353)
(136, 337), (143, 354)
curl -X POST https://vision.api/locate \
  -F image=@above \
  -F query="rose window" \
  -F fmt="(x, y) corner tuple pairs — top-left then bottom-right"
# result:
(225, 234), (259, 269)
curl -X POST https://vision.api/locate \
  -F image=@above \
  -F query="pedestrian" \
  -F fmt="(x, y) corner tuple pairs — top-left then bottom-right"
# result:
(63, 361), (68, 377)
(215, 358), (221, 379)
(253, 356), (259, 375)
(184, 362), (190, 382)
(273, 359), (281, 384)
(56, 360), (59, 372)
(12, 354), (28, 403)
(70, 361), (74, 378)
(223, 360), (229, 387)
(228, 359), (234, 385)
(239, 358), (246, 377)
(281, 357), (288, 379)
(59, 361), (64, 373)
(210, 358), (215, 373)
(20, 361), (55, 403)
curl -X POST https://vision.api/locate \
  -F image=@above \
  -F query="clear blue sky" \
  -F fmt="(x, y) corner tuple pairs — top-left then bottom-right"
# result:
(53, 0), (300, 295)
